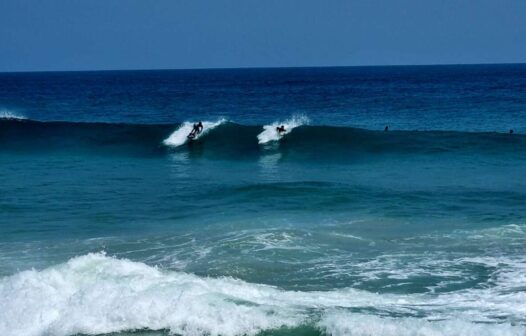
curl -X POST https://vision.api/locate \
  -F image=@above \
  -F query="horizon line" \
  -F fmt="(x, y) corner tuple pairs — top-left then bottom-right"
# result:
(1, 61), (525, 75)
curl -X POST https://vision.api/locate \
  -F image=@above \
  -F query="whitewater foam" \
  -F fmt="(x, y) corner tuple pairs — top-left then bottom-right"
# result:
(0, 253), (303, 336)
(0, 109), (26, 120)
(163, 119), (226, 147)
(319, 313), (525, 336)
(1, 253), (525, 336)
(257, 115), (309, 144)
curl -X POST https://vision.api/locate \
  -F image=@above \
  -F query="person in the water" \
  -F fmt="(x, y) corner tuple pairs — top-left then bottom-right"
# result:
(188, 121), (203, 138)
(384, 126), (389, 131)
(276, 125), (286, 134)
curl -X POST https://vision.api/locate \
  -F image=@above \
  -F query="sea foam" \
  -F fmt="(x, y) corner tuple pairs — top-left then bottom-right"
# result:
(1, 253), (525, 336)
(0, 109), (26, 120)
(319, 312), (525, 336)
(0, 253), (303, 336)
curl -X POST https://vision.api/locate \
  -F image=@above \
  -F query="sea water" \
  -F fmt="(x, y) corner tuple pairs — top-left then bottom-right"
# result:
(1, 64), (526, 336)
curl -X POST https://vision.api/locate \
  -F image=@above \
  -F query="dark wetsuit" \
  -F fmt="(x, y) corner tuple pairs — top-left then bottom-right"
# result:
(188, 123), (201, 139)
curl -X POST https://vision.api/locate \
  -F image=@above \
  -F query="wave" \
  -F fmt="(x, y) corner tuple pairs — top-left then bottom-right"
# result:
(0, 253), (524, 336)
(0, 109), (26, 120)
(257, 115), (309, 144)
(163, 119), (226, 147)
(1, 118), (524, 159)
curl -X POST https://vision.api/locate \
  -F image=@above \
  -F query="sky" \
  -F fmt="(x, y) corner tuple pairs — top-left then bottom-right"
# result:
(0, 0), (525, 72)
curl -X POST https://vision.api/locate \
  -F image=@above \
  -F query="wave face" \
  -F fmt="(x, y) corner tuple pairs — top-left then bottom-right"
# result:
(1, 119), (524, 160)
(1, 253), (525, 336)
(0, 119), (173, 156)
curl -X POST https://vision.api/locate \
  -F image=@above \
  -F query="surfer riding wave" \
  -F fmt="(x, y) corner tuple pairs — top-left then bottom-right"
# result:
(257, 115), (309, 144)
(188, 121), (203, 139)
(163, 119), (226, 148)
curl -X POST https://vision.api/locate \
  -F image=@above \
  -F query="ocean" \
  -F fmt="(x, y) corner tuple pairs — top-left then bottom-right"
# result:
(1, 64), (525, 336)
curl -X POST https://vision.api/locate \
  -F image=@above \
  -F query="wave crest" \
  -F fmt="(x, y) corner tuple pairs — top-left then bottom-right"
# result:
(0, 109), (26, 120)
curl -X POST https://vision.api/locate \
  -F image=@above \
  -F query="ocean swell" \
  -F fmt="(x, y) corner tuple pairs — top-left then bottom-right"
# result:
(0, 119), (524, 159)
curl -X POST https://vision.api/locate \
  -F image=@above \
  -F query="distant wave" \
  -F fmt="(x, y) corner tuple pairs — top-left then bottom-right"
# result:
(257, 115), (309, 144)
(0, 253), (524, 336)
(1, 119), (524, 159)
(0, 109), (26, 120)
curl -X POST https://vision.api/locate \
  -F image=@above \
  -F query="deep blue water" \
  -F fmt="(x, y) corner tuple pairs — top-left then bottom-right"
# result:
(1, 65), (526, 336)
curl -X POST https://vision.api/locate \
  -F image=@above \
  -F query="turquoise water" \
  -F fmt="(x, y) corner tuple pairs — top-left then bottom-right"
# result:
(1, 65), (526, 336)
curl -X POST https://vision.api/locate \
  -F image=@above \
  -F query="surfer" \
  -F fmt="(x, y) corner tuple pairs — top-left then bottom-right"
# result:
(276, 125), (286, 134)
(188, 121), (204, 139)
(384, 126), (389, 132)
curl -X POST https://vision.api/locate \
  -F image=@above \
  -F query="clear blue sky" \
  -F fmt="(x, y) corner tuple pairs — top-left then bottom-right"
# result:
(1, 0), (525, 72)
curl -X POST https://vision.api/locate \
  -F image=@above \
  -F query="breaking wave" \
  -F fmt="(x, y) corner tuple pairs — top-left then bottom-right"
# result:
(0, 109), (26, 120)
(1, 118), (524, 159)
(0, 253), (525, 336)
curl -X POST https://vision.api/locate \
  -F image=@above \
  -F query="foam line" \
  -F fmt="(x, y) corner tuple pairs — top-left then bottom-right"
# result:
(319, 312), (525, 336)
